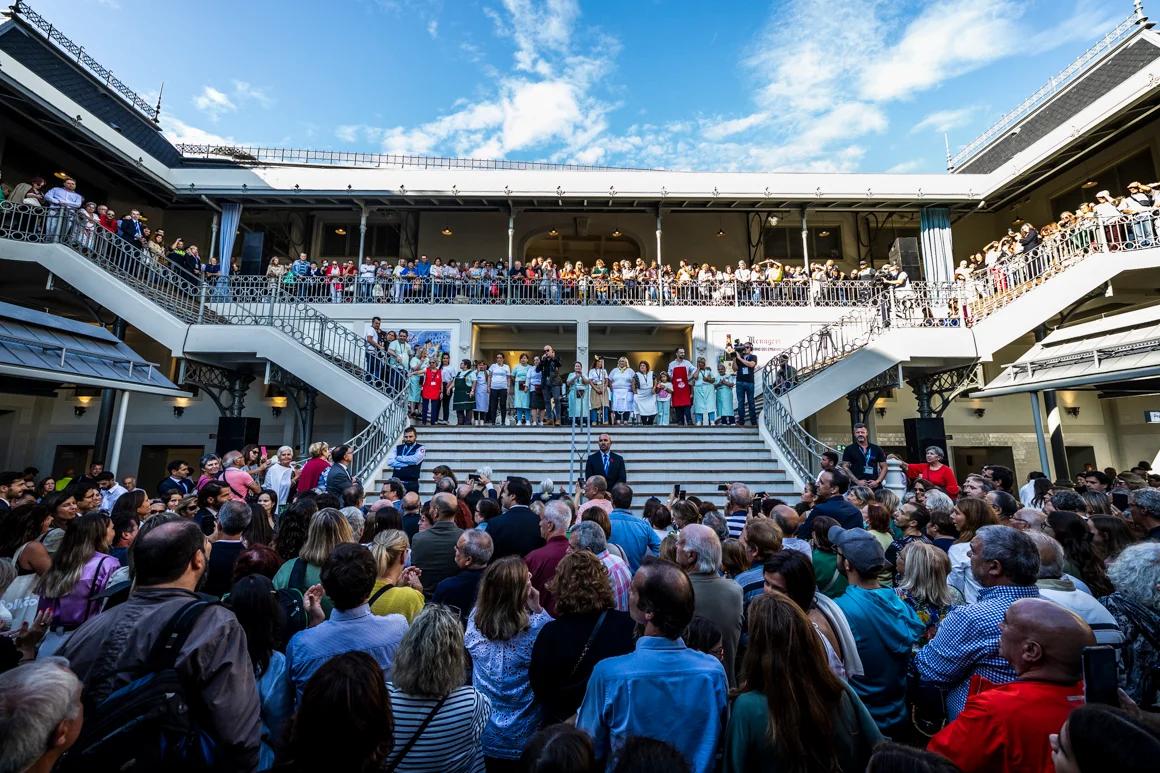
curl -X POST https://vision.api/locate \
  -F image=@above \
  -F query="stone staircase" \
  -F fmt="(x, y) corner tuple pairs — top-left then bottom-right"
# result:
(373, 423), (798, 510)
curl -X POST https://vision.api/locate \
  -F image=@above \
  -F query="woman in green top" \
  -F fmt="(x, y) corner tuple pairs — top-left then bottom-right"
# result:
(451, 358), (476, 426)
(273, 508), (353, 618)
(809, 515), (848, 598)
(692, 356), (717, 426)
(726, 594), (882, 773)
(367, 529), (425, 622)
(512, 353), (532, 426)
(565, 361), (590, 426)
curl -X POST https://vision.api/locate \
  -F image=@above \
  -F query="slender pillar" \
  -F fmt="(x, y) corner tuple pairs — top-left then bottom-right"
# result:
(92, 317), (127, 463)
(357, 205), (368, 264)
(507, 208), (515, 271)
(576, 320), (589, 367)
(107, 392), (131, 475)
(1029, 392), (1051, 476)
(301, 388), (317, 450)
(209, 213), (220, 261)
(799, 206), (810, 273)
(912, 379), (934, 419)
(655, 207), (664, 303)
(1035, 325), (1070, 481)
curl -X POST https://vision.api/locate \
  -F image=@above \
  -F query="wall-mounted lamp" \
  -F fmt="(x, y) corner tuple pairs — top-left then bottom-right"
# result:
(74, 395), (92, 417)
(973, 407), (986, 418)
(548, 228), (559, 237)
(74, 406), (87, 417)
(715, 228), (726, 238)
(875, 406), (887, 418)
(172, 397), (191, 418)
(610, 229), (622, 238)
(334, 227), (347, 236)
(271, 395), (289, 418)
(1065, 406), (1080, 418)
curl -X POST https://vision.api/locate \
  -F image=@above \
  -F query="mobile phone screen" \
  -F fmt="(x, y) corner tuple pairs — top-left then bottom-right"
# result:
(672, 484), (681, 499)
(1082, 646), (1119, 706)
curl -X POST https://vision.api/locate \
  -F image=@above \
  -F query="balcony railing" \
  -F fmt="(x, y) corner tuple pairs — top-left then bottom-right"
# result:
(200, 275), (879, 308)
(175, 143), (661, 172)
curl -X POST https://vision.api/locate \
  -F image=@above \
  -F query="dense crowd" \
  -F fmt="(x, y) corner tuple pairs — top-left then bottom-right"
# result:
(364, 327), (762, 428)
(1, 415), (1160, 773)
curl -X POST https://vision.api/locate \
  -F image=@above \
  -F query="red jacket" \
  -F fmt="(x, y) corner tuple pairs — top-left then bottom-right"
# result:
(906, 462), (960, 497)
(927, 676), (1084, 773)
(421, 367), (443, 400)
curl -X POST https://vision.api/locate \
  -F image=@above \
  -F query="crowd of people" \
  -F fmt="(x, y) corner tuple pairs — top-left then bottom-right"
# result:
(2, 414), (1159, 773)
(364, 328), (763, 429)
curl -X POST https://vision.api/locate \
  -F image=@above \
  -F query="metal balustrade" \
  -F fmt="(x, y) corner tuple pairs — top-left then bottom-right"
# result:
(197, 274), (881, 308)
(760, 208), (1160, 479)
(0, 201), (409, 484)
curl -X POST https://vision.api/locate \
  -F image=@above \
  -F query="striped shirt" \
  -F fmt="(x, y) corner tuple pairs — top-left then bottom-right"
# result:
(385, 685), (491, 773)
(726, 511), (748, 539)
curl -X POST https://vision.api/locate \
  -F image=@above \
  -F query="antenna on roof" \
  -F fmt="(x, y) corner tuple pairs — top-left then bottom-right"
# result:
(944, 132), (953, 172)
(153, 81), (164, 123)
(1135, 0), (1153, 27)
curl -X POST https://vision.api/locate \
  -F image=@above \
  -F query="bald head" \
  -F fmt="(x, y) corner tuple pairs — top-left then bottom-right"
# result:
(402, 492), (420, 512)
(771, 504), (801, 533)
(1000, 597), (1094, 682)
(432, 492), (458, 521)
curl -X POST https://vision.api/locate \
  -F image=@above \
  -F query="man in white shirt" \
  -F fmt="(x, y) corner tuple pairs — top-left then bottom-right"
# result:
(363, 316), (385, 383)
(43, 177), (83, 239)
(667, 347), (694, 377)
(358, 257), (377, 301)
(97, 472), (127, 512)
(487, 353), (513, 426)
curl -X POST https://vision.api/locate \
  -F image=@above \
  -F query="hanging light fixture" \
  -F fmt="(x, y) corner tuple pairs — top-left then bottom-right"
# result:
(716, 228), (726, 238)
(53, 170), (70, 180)
(1080, 180), (1099, 189)
(548, 228), (559, 237)
(611, 228), (622, 238)
(818, 230), (831, 238)
(441, 227), (454, 237)
(334, 227), (347, 236)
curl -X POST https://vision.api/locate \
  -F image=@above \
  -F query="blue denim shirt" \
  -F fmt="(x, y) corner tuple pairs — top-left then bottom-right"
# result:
(577, 636), (728, 773)
(608, 509), (661, 573)
(285, 604), (408, 705)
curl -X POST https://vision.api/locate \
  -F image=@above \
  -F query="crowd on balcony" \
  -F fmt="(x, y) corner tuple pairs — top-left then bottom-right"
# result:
(2, 416), (1160, 772)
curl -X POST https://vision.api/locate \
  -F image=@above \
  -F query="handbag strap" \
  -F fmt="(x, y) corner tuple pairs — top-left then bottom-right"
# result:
(569, 610), (609, 679)
(384, 694), (449, 773)
(368, 583), (395, 608)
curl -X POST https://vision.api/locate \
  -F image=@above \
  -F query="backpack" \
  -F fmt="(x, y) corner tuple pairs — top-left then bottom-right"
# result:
(60, 601), (220, 772)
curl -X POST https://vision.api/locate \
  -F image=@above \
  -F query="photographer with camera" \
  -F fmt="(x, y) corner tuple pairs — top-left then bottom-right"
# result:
(731, 339), (758, 427)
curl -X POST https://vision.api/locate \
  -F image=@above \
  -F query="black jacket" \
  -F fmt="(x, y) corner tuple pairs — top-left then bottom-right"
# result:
(325, 463), (354, 499)
(585, 451), (627, 489)
(486, 505), (545, 558)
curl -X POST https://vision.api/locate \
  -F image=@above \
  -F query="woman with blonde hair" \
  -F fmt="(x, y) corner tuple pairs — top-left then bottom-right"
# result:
(273, 508), (352, 617)
(296, 441), (331, 495)
(895, 541), (964, 648)
(947, 497), (999, 603)
(386, 604), (492, 773)
(465, 555), (551, 768)
(368, 529), (425, 622)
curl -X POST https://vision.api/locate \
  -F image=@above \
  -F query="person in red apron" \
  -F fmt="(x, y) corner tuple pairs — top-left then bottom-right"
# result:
(667, 347), (696, 426)
(420, 358), (443, 425)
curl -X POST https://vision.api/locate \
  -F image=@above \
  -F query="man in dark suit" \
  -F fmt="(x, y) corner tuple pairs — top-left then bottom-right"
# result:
(483, 477), (544, 558)
(585, 433), (627, 489)
(156, 459), (195, 499)
(325, 444), (355, 499)
(118, 209), (145, 249)
(796, 467), (863, 538)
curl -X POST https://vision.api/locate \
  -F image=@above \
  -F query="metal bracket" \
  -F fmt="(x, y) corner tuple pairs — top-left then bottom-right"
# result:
(906, 363), (983, 418)
(180, 360), (254, 417)
(846, 368), (900, 425)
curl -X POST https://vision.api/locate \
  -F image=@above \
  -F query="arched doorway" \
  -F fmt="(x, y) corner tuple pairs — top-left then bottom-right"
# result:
(523, 229), (641, 265)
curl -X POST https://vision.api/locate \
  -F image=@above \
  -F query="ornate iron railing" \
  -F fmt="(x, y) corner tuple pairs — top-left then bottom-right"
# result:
(0, 200), (410, 483)
(175, 143), (661, 172)
(950, 11), (1140, 170)
(761, 207), (1160, 479)
(192, 273), (880, 309)
(9, 1), (160, 122)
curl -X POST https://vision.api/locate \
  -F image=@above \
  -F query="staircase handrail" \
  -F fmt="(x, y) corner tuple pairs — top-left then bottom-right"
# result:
(0, 200), (409, 483)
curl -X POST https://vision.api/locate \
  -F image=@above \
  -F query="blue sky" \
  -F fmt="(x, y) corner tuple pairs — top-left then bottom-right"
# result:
(29, 0), (1129, 172)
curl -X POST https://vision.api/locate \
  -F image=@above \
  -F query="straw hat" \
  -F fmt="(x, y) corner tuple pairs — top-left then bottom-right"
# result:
(1095, 190), (1112, 200)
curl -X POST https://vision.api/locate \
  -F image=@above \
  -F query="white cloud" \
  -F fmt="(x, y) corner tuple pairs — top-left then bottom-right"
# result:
(232, 80), (274, 109)
(910, 107), (978, 135)
(161, 113), (238, 147)
(192, 87), (235, 122)
(701, 112), (769, 141)
(886, 159), (925, 173)
(427, 19), (439, 38)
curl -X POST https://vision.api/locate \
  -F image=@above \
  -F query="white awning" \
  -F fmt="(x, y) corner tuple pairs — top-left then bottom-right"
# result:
(976, 305), (1160, 397)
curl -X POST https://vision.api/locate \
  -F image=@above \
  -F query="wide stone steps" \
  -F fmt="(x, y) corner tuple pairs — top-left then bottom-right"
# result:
(372, 424), (798, 509)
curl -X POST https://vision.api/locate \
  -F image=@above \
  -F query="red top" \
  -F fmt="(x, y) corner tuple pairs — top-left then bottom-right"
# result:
(296, 457), (331, 494)
(421, 367), (443, 400)
(906, 462), (960, 497)
(525, 535), (571, 616)
(927, 676), (1084, 773)
(671, 365), (692, 407)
